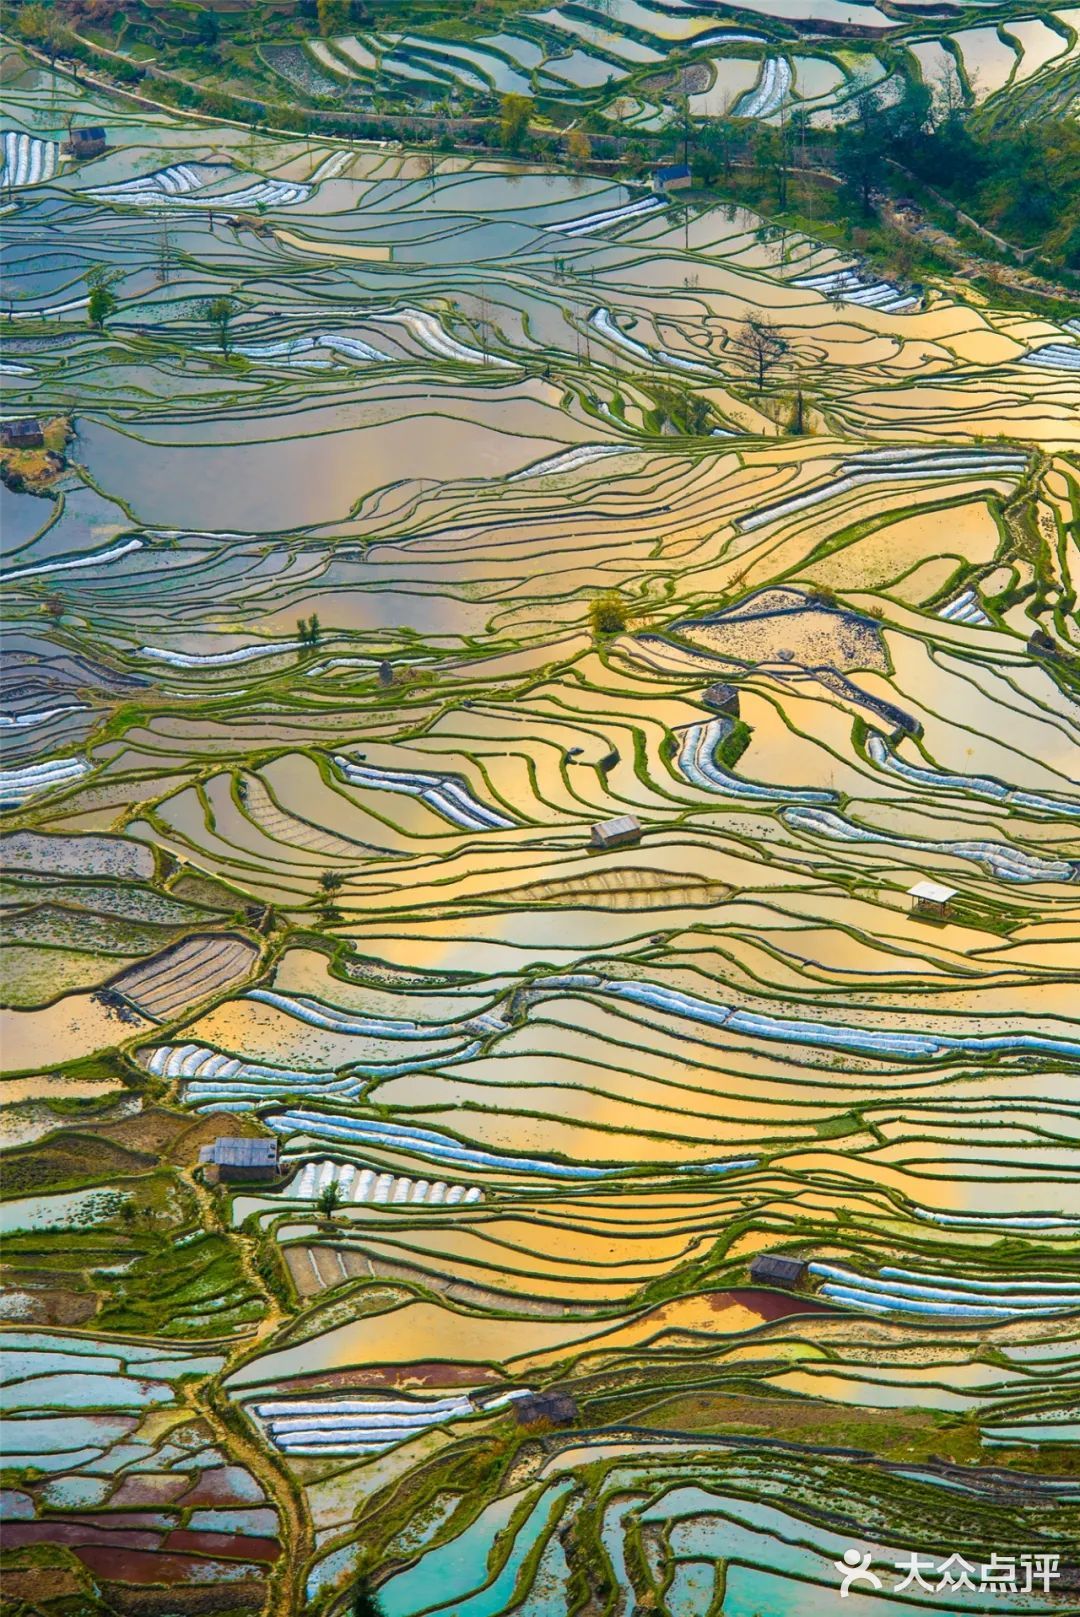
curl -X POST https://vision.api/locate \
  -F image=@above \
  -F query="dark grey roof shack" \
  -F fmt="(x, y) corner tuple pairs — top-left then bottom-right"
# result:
(701, 682), (740, 716)
(512, 1392), (578, 1428)
(750, 1254), (807, 1289)
(199, 1136), (280, 1182)
(1, 418), (44, 449)
(590, 815), (642, 850)
(67, 127), (107, 158)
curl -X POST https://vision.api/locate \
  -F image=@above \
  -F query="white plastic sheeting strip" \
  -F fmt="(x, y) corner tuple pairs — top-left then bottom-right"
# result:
(866, 732), (1080, 817)
(252, 1392), (491, 1454)
(509, 444), (632, 481)
(738, 447), (1028, 531)
(286, 1157), (482, 1206)
(810, 1260), (1080, 1317)
(1021, 344), (1080, 371)
(308, 149), (352, 183)
(246, 987), (504, 1039)
(784, 804), (1077, 883)
(369, 306), (515, 368)
(332, 754), (515, 831)
(90, 163), (207, 201)
(0, 705), (87, 728)
(547, 195), (664, 236)
(735, 56), (792, 119)
(267, 1109), (616, 1177)
(538, 972), (1080, 1062)
(590, 308), (714, 374)
(147, 1040), (478, 1108)
(677, 720), (833, 803)
(0, 755), (89, 808)
(793, 266), (918, 314)
(939, 588), (990, 625)
(0, 538), (143, 584)
(1, 131), (59, 187)
(140, 639), (305, 667)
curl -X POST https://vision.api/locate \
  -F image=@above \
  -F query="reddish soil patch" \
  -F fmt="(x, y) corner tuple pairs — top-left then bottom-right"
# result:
(74, 1547), (267, 1585)
(64, 1513), (179, 1532)
(99, 1577), (267, 1614)
(109, 1474), (192, 1508)
(1, 1523), (162, 1552)
(727, 1287), (842, 1321)
(83, 1106), (190, 1156)
(0, 1286), (100, 1326)
(267, 1362), (504, 1394)
(165, 1530), (280, 1564)
(166, 1112), (272, 1168)
(178, 1468), (266, 1508)
(0, 1567), (85, 1602)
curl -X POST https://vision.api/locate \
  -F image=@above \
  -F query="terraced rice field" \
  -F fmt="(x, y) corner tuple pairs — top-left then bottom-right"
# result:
(252, 0), (1080, 130)
(1, 39), (1079, 1617)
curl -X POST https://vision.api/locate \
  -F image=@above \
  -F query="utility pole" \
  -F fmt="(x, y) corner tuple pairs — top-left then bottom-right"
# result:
(157, 208), (174, 283)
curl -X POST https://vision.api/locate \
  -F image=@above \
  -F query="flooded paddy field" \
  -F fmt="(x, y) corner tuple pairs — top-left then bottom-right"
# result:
(2, 47), (1080, 1617)
(243, 0), (1080, 136)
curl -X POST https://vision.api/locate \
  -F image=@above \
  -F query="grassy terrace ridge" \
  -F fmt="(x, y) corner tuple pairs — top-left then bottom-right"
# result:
(0, 25), (1079, 1617)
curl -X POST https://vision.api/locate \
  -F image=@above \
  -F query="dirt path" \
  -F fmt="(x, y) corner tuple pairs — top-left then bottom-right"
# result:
(176, 1153), (315, 1617)
(179, 1369), (315, 1617)
(881, 195), (1074, 304)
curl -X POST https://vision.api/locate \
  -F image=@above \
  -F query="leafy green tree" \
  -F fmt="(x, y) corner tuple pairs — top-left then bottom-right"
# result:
(499, 94), (532, 152)
(752, 121), (789, 208)
(565, 126), (591, 166)
(317, 0), (349, 34)
(195, 9), (219, 46)
(18, 2), (67, 61)
(201, 296), (239, 355)
(85, 265), (121, 329)
(87, 283), (117, 328)
(316, 1180), (342, 1220)
(835, 89), (890, 214)
(652, 382), (713, 436)
(699, 116), (740, 179)
(351, 1572), (385, 1617)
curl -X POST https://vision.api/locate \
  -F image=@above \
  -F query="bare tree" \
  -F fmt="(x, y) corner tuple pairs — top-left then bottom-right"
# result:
(730, 316), (789, 391)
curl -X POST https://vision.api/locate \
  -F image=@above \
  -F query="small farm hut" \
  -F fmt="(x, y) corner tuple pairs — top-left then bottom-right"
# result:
(701, 683), (740, 717)
(750, 1254), (807, 1289)
(513, 1392), (578, 1428)
(66, 127), (107, 158)
(908, 880), (957, 921)
(1, 418), (44, 449)
(590, 815), (642, 850)
(653, 163), (692, 194)
(200, 1136), (280, 1183)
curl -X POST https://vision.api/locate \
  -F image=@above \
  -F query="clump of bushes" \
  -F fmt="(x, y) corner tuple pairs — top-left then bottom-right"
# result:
(589, 592), (629, 638)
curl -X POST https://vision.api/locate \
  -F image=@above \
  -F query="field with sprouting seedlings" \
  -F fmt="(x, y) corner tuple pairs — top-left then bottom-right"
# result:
(2, 42), (1080, 1617)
